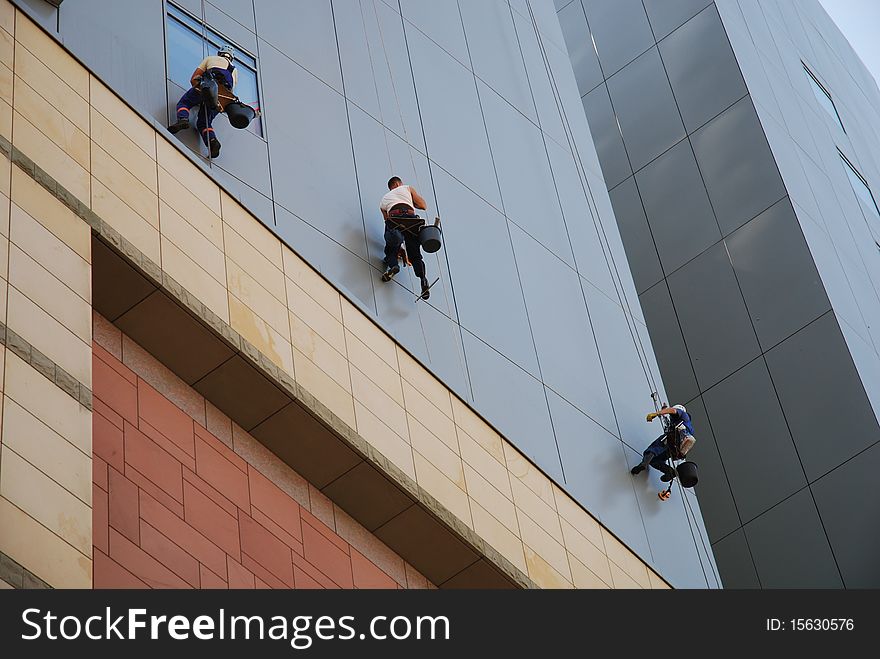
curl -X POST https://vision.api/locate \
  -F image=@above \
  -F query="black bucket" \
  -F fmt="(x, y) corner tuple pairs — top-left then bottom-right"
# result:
(419, 224), (442, 253)
(676, 461), (698, 488)
(226, 101), (256, 129)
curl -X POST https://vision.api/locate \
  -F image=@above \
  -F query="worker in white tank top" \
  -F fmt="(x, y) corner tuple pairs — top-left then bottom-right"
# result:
(379, 176), (432, 299)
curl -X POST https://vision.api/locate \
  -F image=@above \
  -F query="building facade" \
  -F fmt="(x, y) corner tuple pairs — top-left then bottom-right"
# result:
(0, 0), (716, 589)
(558, 0), (880, 588)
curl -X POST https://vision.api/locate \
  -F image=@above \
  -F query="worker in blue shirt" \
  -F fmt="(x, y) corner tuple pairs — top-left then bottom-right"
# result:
(631, 404), (696, 481)
(168, 44), (239, 158)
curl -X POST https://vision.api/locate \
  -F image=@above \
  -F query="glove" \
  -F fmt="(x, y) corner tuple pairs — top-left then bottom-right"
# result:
(646, 412), (659, 422)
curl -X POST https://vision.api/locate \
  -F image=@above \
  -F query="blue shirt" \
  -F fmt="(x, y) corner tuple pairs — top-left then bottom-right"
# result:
(670, 409), (695, 436)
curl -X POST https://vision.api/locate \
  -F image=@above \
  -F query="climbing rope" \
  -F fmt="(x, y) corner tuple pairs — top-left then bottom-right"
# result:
(522, 0), (659, 401)
(523, 0), (714, 586)
(360, 0), (393, 173)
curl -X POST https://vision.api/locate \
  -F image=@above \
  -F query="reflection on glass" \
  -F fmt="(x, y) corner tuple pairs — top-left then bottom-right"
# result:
(166, 3), (263, 137)
(166, 16), (203, 90)
(804, 64), (845, 132)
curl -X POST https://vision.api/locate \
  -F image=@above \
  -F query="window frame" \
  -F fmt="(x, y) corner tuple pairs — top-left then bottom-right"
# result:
(839, 149), (880, 219)
(803, 63), (845, 133)
(165, 1), (264, 138)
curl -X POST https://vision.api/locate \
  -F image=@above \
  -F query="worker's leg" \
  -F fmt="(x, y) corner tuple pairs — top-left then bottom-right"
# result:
(649, 454), (676, 482)
(196, 105), (221, 157)
(169, 87), (201, 133)
(402, 230), (426, 280)
(382, 224), (404, 280)
(402, 228), (431, 298)
(631, 436), (667, 475)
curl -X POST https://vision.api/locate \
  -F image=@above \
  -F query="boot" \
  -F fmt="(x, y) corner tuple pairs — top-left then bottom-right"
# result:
(630, 454), (651, 475)
(168, 117), (190, 134)
(209, 137), (221, 159)
(420, 276), (431, 300)
(660, 465), (676, 482)
(381, 264), (399, 282)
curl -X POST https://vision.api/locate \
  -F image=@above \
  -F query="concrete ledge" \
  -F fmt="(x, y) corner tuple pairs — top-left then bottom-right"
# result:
(91, 235), (534, 589)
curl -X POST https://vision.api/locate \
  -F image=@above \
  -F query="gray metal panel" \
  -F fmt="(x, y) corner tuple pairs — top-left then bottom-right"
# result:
(812, 441), (880, 587)
(333, 0), (382, 126)
(838, 319), (880, 427)
(253, 0), (342, 91)
(205, 2), (257, 54)
(399, 0), (469, 66)
(581, 84), (631, 189)
(480, 82), (574, 266)
(407, 31), (502, 210)
(209, 0), (256, 31)
(642, 0), (713, 41)
(550, 391), (651, 559)
(765, 312), (880, 482)
(638, 462), (713, 588)
(547, 140), (618, 299)
(726, 198), (831, 351)
(583, 281), (658, 449)
(511, 8), (567, 148)
(703, 357), (807, 523)
(635, 139), (721, 276)
(581, 0), (654, 77)
(690, 96), (787, 235)
(667, 241), (761, 391)
(605, 47), (686, 173)
(363, 0), (426, 153)
(558, 0), (603, 95)
(743, 488), (843, 588)
(510, 223), (616, 433)
(462, 331), (562, 483)
(657, 4), (748, 133)
(58, 0), (168, 124)
(259, 41), (366, 259)
(682, 396), (742, 543)
(608, 177), (663, 295)
(206, 120), (272, 198)
(711, 528), (759, 588)
(274, 204), (376, 313)
(798, 214), (868, 347)
(431, 167), (540, 377)
(416, 301), (471, 403)
(638, 280), (699, 404)
(459, 0), (536, 122)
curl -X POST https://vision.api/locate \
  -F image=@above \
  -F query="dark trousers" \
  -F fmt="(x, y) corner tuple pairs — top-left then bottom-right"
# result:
(384, 220), (426, 279)
(176, 87), (219, 146)
(642, 435), (675, 476)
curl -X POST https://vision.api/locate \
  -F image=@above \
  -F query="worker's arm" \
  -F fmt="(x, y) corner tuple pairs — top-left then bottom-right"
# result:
(231, 67), (239, 90)
(410, 186), (428, 211)
(190, 66), (206, 88)
(646, 407), (678, 422)
(191, 57), (210, 87)
(381, 208), (389, 220)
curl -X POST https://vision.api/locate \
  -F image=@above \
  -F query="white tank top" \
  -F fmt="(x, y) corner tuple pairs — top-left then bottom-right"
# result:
(380, 185), (414, 212)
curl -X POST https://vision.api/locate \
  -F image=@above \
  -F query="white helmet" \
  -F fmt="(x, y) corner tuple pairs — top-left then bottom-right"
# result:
(218, 44), (235, 60)
(673, 404), (687, 414)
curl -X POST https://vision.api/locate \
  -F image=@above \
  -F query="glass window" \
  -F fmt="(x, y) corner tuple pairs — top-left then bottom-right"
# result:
(166, 3), (262, 136)
(804, 64), (845, 132)
(840, 151), (880, 219)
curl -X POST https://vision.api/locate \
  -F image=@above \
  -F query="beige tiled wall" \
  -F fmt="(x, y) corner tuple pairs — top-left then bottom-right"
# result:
(0, 1), (669, 589)
(0, 3), (92, 588)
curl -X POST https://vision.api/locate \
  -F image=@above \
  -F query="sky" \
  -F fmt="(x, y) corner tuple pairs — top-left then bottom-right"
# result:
(818, 0), (880, 86)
